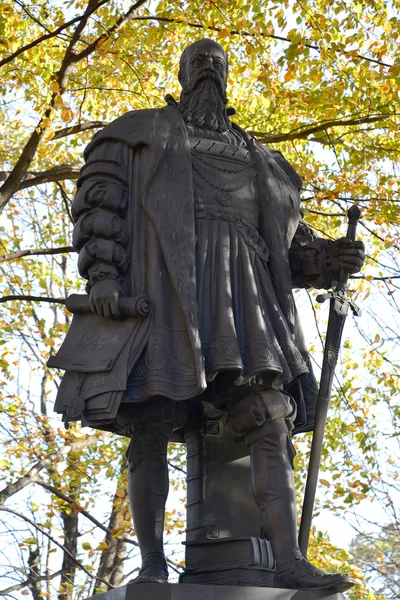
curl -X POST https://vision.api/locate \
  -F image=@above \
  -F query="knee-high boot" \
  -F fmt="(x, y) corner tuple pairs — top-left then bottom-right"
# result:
(127, 421), (172, 583)
(248, 421), (354, 592)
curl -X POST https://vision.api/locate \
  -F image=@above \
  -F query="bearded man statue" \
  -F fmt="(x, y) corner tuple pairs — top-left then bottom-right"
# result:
(51, 39), (365, 593)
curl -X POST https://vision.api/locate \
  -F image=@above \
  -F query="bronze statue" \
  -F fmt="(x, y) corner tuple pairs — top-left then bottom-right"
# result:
(50, 39), (365, 592)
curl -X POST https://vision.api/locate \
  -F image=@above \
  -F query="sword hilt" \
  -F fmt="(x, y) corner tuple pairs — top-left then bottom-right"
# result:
(338, 204), (362, 288)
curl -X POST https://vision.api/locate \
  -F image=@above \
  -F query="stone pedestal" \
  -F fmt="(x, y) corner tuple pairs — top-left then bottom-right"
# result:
(89, 583), (346, 600)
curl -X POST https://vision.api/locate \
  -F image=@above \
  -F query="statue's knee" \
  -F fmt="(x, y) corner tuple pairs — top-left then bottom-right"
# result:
(127, 426), (170, 473)
(227, 390), (298, 468)
(228, 390), (295, 440)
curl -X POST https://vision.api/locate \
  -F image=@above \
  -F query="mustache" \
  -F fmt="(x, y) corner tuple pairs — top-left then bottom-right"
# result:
(188, 70), (225, 97)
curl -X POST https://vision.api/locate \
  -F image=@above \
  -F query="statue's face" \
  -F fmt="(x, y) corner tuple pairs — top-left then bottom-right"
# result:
(182, 42), (228, 93)
(178, 39), (230, 132)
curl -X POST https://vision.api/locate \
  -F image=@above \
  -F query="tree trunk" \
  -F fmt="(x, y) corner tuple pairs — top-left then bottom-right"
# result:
(58, 507), (78, 600)
(28, 546), (41, 600)
(94, 460), (129, 593)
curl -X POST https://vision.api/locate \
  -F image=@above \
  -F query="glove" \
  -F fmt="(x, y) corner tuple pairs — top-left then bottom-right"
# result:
(327, 237), (365, 278)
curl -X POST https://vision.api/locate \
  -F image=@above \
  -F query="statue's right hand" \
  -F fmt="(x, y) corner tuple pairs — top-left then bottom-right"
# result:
(89, 279), (122, 320)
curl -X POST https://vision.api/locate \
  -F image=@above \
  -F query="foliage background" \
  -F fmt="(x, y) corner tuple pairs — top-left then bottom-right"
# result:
(0, 0), (399, 598)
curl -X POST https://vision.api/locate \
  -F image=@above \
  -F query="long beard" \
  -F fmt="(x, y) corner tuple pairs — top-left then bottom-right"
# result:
(178, 78), (230, 133)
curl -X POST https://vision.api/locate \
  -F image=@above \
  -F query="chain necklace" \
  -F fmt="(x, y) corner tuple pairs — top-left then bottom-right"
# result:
(191, 159), (257, 207)
(191, 150), (253, 174)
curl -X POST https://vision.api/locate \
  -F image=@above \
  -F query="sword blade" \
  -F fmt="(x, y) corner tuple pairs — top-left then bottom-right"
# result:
(298, 204), (362, 556)
(298, 301), (347, 555)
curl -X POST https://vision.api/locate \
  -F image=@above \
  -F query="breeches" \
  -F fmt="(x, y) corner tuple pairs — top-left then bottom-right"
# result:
(120, 373), (297, 469)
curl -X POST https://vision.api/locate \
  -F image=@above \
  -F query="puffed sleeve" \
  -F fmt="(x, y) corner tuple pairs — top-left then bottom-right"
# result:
(289, 218), (336, 290)
(71, 140), (130, 282)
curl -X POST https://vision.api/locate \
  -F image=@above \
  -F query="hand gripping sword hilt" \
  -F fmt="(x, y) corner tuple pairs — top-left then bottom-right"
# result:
(316, 204), (362, 316)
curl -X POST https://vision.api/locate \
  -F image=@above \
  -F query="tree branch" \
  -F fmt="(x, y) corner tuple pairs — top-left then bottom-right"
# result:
(59, 1), (111, 83)
(0, 435), (100, 506)
(57, 182), (74, 224)
(0, 246), (74, 265)
(32, 480), (180, 574)
(0, 570), (62, 596)
(0, 13), (95, 68)
(131, 16), (393, 69)
(53, 121), (106, 140)
(303, 209), (345, 217)
(32, 480), (138, 547)
(251, 113), (393, 144)
(351, 275), (400, 281)
(0, 165), (81, 191)
(0, 295), (66, 305)
(72, 0), (149, 63)
(0, 507), (115, 589)
(0, 0), (108, 213)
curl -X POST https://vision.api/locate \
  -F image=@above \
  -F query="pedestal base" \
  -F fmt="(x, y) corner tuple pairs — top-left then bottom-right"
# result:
(181, 536), (274, 586)
(89, 583), (346, 600)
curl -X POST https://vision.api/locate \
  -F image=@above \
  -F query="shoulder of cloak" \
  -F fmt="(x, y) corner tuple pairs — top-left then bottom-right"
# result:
(231, 122), (303, 191)
(266, 148), (303, 191)
(83, 106), (185, 160)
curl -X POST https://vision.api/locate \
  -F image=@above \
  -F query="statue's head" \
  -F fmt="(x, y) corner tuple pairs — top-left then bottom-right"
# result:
(178, 38), (230, 133)
(178, 38), (228, 94)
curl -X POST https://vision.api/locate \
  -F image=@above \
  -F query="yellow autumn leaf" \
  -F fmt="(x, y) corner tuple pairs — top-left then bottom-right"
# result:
(61, 108), (74, 123)
(54, 94), (64, 107)
(96, 541), (109, 550)
(217, 28), (230, 38)
(119, 520), (132, 528)
(42, 128), (55, 142)
(116, 488), (125, 498)
(24, 537), (38, 545)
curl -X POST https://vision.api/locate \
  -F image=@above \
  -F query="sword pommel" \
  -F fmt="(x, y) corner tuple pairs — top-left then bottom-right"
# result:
(346, 204), (361, 241)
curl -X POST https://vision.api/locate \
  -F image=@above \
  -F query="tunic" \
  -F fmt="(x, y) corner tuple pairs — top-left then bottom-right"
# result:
(189, 126), (308, 390)
(125, 125), (308, 402)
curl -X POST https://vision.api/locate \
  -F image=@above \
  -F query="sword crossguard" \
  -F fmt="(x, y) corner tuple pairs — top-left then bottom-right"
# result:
(315, 292), (331, 304)
(316, 289), (361, 317)
(349, 299), (362, 317)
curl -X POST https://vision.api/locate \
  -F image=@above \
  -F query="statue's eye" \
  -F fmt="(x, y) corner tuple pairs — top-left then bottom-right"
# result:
(193, 56), (203, 65)
(214, 58), (224, 67)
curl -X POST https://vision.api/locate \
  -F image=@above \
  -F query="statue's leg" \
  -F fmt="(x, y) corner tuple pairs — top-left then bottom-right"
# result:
(126, 397), (174, 584)
(229, 391), (354, 592)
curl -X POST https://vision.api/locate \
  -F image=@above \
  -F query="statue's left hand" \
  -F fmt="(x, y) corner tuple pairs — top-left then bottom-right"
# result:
(330, 237), (365, 275)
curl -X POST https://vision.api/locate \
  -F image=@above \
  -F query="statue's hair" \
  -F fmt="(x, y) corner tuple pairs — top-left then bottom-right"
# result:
(178, 38), (228, 87)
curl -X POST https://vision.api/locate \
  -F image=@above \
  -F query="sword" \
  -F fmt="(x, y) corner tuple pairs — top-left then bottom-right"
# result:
(298, 204), (362, 556)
